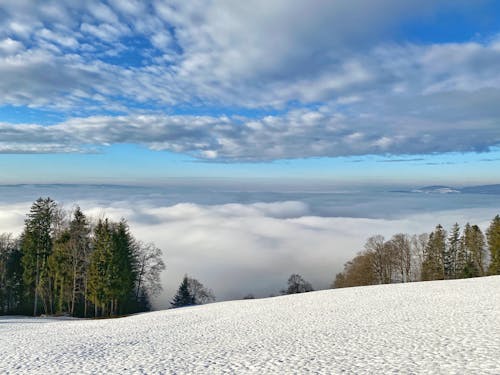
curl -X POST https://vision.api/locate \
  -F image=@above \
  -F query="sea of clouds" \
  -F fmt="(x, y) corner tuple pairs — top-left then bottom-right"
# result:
(1, 184), (499, 308)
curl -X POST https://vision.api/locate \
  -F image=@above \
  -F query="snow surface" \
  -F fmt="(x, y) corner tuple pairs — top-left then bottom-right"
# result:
(1, 276), (499, 374)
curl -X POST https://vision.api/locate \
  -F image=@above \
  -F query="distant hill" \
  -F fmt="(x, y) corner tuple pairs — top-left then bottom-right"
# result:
(411, 186), (460, 194)
(394, 184), (500, 195)
(460, 184), (500, 194)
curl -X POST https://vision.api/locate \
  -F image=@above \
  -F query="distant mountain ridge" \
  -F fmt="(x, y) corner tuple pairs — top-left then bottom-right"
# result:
(394, 184), (500, 194)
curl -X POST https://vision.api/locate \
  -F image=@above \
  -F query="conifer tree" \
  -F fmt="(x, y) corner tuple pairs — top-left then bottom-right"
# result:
(21, 197), (58, 316)
(445, 223), (461, 279)
(67, 207), (92, 316)
(48, 230), (72, 313)
(171, 275), (195, 308)
(463, 224), (486, 277)
(88, 219), (113, 316)
(487, 215), (500, 275)
(0, 234), (23, 314)
(2, 203), (164, 317)
(421, 225), (446, 280)
(110, 220), (137, 315)
(453, 225), (467, 278)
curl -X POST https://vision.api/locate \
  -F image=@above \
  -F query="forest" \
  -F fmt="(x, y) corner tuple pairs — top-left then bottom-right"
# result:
(0, 197), (165, 317)
(333, 216), (500, 288)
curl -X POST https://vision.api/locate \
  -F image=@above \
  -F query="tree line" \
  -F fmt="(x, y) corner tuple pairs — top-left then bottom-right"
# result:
(333, 215), (500, 288)
(3, 199), (499, 315)
(0, 197), (165, 317)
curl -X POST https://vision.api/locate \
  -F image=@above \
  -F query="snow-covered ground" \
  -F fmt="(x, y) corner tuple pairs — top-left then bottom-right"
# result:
(1, 277), (499, 374)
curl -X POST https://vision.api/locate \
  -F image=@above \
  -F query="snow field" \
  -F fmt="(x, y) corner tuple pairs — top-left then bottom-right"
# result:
(1, 276), (499, 374)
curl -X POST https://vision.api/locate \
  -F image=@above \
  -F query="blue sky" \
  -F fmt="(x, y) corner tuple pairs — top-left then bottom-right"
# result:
(1, 0), (500, 185)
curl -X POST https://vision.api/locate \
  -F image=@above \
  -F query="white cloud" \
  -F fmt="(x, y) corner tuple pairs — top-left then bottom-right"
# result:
(0, 38), (23, 55)
(0, 1), (499, 160)
(0, 1), (498, 109)
(2, 197), (498, 309)
(1, 100), (500, 160)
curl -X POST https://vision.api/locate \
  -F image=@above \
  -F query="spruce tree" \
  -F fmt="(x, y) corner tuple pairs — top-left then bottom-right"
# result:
(88, 219), (113, 316)
(21, 197), (58, 316)
(467, 225), (486, 276)
(487, 215), (500, 275)
(0, 234), (24, 314)
(48, 230), (72, 314)
(110, 220), (137, 315)
(421, 225), (446, 280)
(171, 275), (195, 308)
(67, 207), (92, 316)
(454, 225), (467, 278)
(446, 223), (461, 279)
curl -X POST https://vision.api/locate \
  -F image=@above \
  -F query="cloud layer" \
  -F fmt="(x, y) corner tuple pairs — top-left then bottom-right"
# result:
(2, 195), (499, 308)
(1, 1), (500, 160)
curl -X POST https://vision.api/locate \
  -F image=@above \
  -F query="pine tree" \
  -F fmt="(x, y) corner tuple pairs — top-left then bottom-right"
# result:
(171, 275), (195, 308)
(487, 215), (500, 275)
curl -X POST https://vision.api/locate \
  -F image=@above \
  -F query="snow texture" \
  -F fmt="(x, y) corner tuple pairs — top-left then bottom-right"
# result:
(1, 276), (499, 374)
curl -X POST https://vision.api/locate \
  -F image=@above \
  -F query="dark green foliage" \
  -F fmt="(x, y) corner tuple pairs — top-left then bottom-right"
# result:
(421, 225), (446, 281)
(1, 199), (165, 317)
(171, 275), (195, 308)
(0, 234), (24, 314)
(67, 207), (92, 317)
(445, 223), (461, 279)
(21, 197), (58, 316)
(48, 230), (73, 314)
(88, 219), (150, 316)
(463, 224), (486, 277)
(111, 220), (138, 315)
(88, 219), (114, 315)
(171, 275), (214, 308)
(487, 215), (500, 275)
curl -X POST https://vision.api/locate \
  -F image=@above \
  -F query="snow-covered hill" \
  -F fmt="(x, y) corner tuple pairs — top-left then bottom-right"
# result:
(1, 277), (499, 374)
